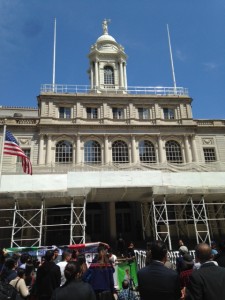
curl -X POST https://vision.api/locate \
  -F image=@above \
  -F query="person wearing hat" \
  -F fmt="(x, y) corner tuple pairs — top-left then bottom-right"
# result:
(176, 246), (189, 274)
(179, 254), (194, 288)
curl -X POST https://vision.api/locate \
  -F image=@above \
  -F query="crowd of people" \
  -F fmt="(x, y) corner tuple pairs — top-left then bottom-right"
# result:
(139, 239), (225, 300)
(0, 238), (225, 300)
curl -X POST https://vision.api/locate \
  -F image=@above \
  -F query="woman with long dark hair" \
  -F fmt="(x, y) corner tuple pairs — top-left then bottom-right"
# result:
(51, 261), (96, 300)
(83, 244), (115, 300)
(9, 268), (30, 299)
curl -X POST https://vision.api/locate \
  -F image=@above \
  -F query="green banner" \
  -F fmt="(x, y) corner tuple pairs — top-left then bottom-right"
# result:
(117, 261), (138, 290)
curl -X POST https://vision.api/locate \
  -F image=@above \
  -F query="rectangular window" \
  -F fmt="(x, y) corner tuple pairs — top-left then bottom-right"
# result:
(59, 107), (71, 119)
(86, 107), (98, 119)
(113, 108), (124, 119)
(138, 108), (149, 119)
(163, 108), (175, 120)
(203, 148), (216, 162)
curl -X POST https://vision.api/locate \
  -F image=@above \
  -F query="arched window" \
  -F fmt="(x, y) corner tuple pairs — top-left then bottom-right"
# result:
(139, 140), (156, 163)
(84, 140), (101, 163)
(104, 66), (114, 85)
(55, 140), (72, 163)
(112, 140), (129, 163)
(165, 140), (183, 163)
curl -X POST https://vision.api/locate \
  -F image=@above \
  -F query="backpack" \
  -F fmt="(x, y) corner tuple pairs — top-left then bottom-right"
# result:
(0, 281), (18, 300)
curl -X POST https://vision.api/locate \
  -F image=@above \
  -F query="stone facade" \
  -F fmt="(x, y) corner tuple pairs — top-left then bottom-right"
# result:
(0, 22), (225, 249)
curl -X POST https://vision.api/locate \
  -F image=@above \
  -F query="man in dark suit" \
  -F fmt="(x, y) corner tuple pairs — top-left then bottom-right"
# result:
(36, 250), (61, 300)
(137, 240), (181, 300)
(215, 239), (225, 267)
(186, 243), (225, 300)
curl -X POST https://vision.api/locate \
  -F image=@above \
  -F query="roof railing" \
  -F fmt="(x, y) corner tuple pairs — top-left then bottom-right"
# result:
(40, 84), (189, 96)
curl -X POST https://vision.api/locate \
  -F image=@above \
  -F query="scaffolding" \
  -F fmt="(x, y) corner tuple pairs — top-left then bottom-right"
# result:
(142, 195), (225, 250)
(0, 197), (86, 247)
(152, 196), (172, 250)
(190, 196), (211, 244)
(0, 195), (225, 249)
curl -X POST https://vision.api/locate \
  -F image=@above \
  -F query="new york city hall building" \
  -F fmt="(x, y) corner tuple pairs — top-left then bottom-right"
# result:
(0, 22), (225, 250)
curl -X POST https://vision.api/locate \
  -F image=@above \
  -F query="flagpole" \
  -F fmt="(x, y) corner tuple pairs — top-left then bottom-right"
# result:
(52, 18), (57, 92)
(167, 24), (177, 94)
(0, 121), (7, 188)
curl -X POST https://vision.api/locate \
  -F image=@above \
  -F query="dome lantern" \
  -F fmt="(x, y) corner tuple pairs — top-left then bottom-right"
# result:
(88, 20), (128, 93)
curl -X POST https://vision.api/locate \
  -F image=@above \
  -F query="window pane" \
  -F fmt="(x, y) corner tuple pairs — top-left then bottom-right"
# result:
(203, 148), (216, 162)
(59, 107), (71, 119)
(163, 108), (175, 120)
(138, 108), (149, 120)
(87, 108), (98, 119)
(84, 140), (101, 163)
(139, 140), (156, 163)
(113, 108), (124, 119)
(112, 140), (129, 163)
(55, 141), (72, 163)
(104, 66), (114, 85)
(165, 140), (182, 163)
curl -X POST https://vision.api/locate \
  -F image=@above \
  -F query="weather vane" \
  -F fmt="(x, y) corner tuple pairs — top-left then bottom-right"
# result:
(102, 19), (111, 35)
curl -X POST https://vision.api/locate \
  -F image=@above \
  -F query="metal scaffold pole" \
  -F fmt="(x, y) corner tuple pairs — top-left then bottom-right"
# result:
(191, 196), (211, 245)
(70, 196), (86, 244)
(152, 196), (172, 250)
(11, 201), (17, 248)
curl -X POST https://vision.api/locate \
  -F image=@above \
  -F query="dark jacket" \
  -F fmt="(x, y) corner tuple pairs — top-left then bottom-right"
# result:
(137, 260), (181, 300)
(215, 251), (225, 268)
(3, 269), (17, 283)
(51, 279), (96, 300)
(36, 261), (61, 300)
(83, 262), (114, 293)
(186, 262), (225, 300)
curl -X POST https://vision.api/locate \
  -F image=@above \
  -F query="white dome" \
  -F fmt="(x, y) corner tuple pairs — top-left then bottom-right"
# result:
(96, 34), (116, 43)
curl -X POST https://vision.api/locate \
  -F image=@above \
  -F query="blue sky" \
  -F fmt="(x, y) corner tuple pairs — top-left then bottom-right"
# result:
(0, 0), (224, 119)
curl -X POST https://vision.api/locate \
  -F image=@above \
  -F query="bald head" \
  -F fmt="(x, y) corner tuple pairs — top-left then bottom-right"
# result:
(195, 243), (212, 263)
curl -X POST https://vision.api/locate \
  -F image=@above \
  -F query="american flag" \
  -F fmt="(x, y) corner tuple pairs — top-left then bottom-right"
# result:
(4, 130), (32, 175)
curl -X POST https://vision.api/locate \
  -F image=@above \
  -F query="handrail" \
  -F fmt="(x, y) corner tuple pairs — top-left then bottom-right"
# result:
(40, 84), (189, 96)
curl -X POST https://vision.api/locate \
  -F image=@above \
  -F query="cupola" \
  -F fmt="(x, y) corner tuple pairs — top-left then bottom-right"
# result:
(88, 20), (128, 93)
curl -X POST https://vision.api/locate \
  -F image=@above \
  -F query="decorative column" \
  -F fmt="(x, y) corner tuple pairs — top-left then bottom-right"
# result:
(95, 61), (99, 87)
(38, 134), (44, 165)
(123, 63), (127, 89)
(181, 146), (186, 163)
(72, 138), (76, 164)
(109, 202), (117, 243)
(131, 136), (137, 164)
(76, 135), (81, 164)
(187, 104), (193, 119)
(128, 145), (132, 164)
(184, 136), (192, 163)
(157, 135), (165, 163)
(48, 102), (53, 117)
(104, 136), (109, 164)
(190, 135), (198, 162)
(154, 103), (160, 119)
(46, 135), (52, 165)
(90, 64), (94, 89)
(119, 61), (124, 88)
